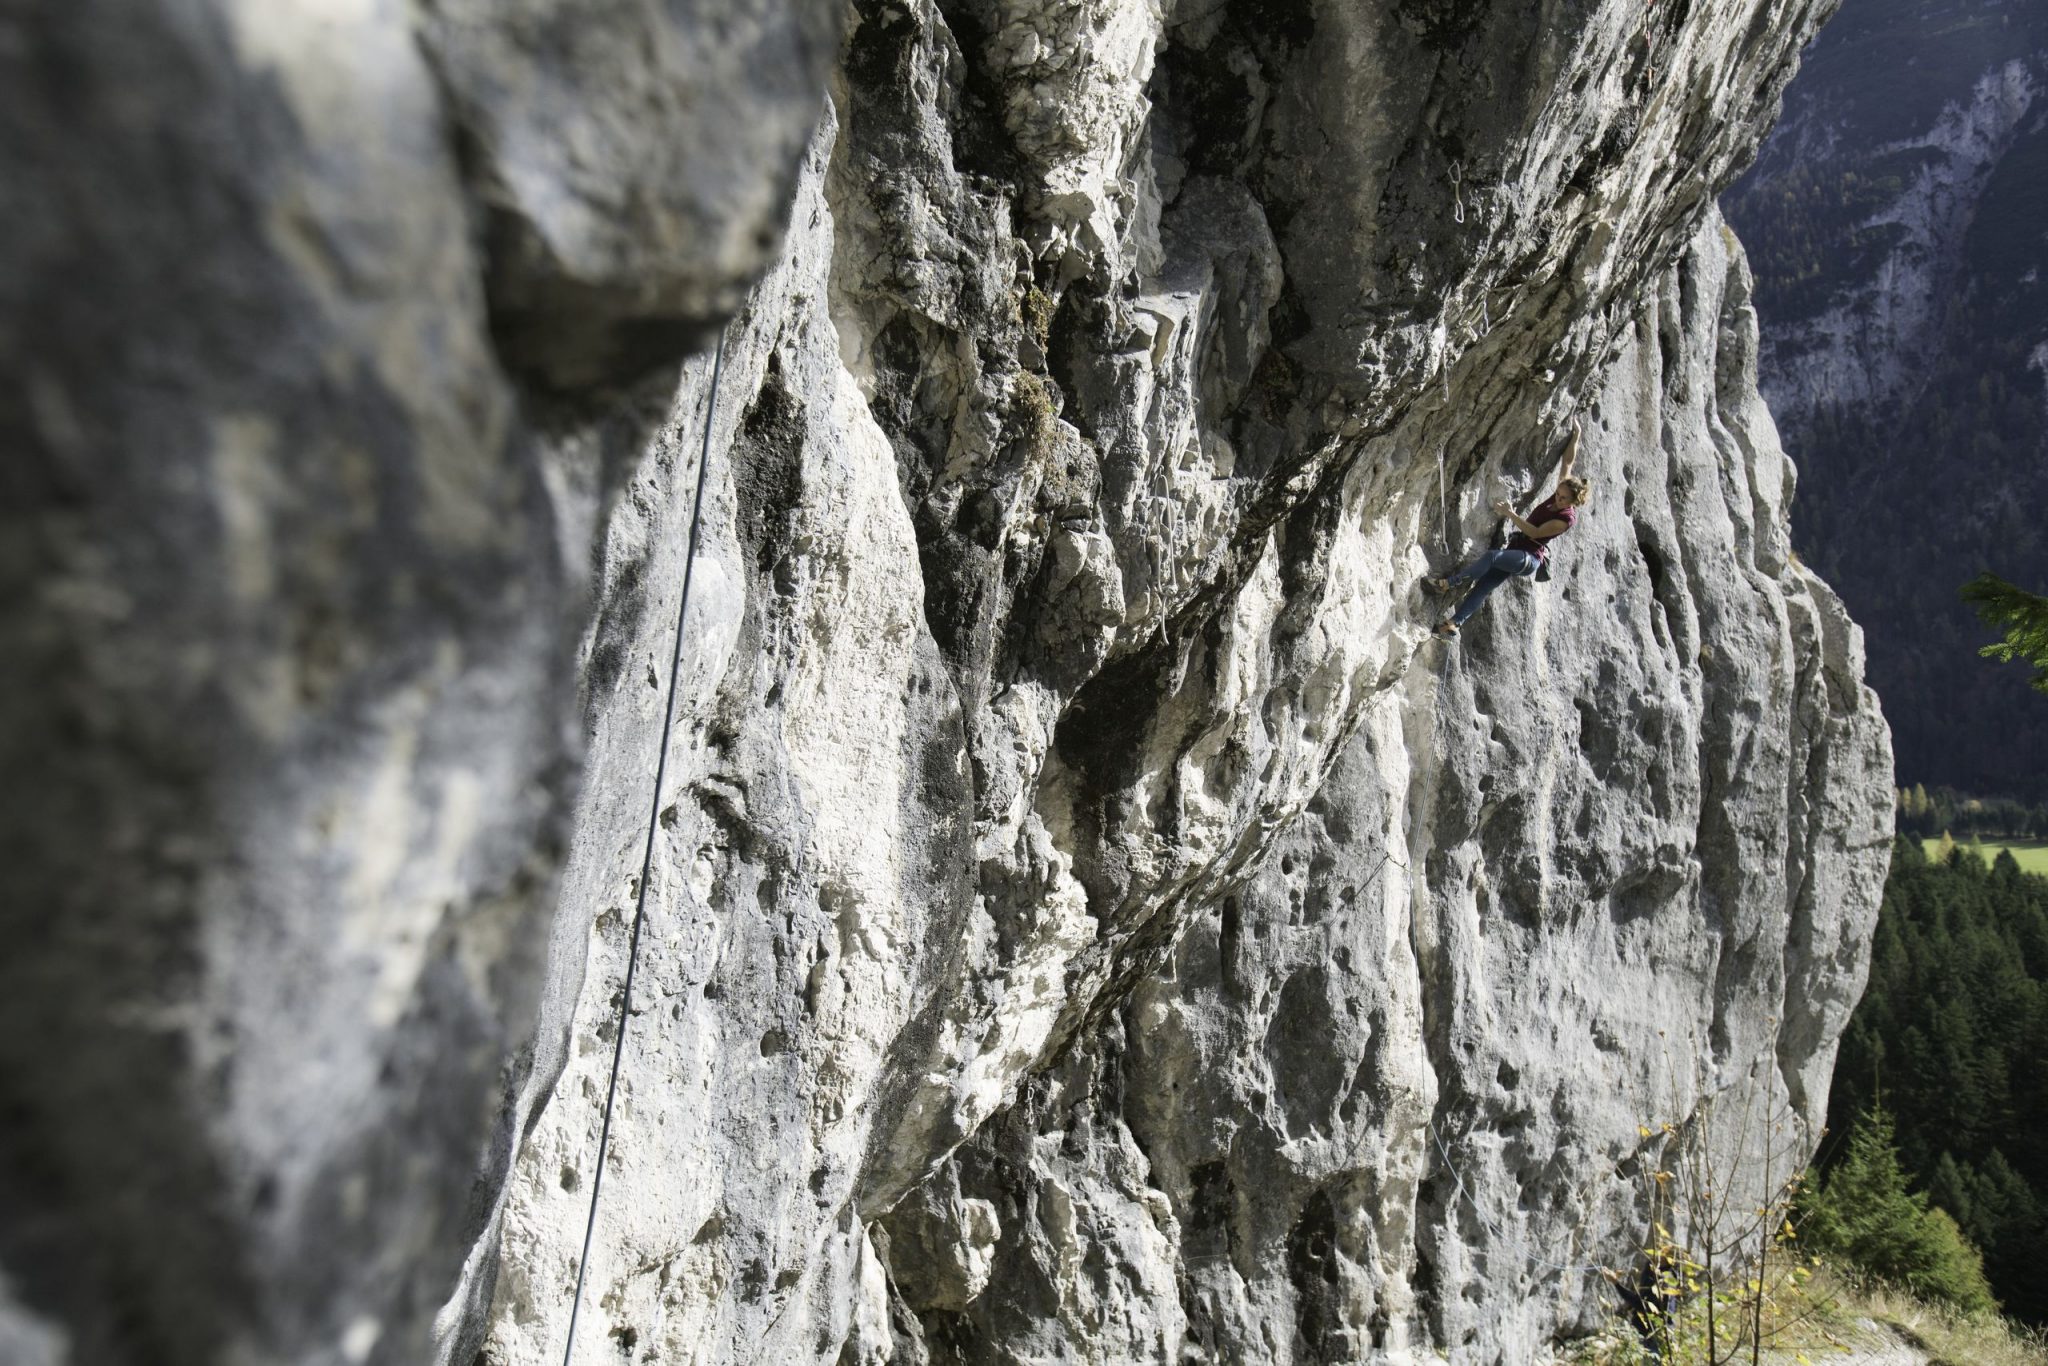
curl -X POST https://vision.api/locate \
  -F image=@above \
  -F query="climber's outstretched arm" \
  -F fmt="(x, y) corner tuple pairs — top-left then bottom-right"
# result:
(1556, 416), (1582, 485)
(1487, 416), (1585, 534)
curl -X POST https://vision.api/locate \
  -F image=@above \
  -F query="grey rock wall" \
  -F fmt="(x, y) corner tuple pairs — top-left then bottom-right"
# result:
(2, 0), (1887, 1364)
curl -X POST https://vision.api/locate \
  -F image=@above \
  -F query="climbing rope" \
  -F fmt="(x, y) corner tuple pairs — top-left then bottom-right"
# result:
(561, 326), (728, 1366)
(1436, 440), (1452, 552)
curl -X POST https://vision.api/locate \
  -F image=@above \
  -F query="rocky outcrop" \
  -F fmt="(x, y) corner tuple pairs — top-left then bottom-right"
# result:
(458, 0), (1887, 1357)
(3, 0), (1887, 1364)
(1738, 54), (2040, 424)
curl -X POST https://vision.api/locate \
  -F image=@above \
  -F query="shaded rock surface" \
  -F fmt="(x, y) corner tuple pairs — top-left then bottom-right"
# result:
(2, 0), (1888, 1364)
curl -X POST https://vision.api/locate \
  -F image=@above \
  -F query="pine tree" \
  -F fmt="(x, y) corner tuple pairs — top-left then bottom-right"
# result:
(1800, 1106), (1997, 1314)
(1973, 1150), (2040, 1254)
(1917, 1209), (1997, 1313)
(1930, 1152), (1974, 1232)
(1827, 817), (2048, 1323)
(1891, 833), (1927, 870)
(1962, 573), (2048, 694)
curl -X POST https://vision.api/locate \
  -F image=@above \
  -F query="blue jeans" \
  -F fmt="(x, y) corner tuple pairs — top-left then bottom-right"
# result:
(1448, 548), (1540, 626)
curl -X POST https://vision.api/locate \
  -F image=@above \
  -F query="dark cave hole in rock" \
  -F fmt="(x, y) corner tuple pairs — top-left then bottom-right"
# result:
(1286, 1188), (1344, 1361)
(926, 0), (1031, 184)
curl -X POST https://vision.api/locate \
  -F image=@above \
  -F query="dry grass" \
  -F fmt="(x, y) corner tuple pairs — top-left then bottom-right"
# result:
(1822, 1269), (2048, 1366)
(1562, 1262), (2048, 1365)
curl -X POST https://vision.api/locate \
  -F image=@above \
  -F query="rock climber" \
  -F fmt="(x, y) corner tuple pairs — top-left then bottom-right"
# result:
(1425, 417), (1588, 639)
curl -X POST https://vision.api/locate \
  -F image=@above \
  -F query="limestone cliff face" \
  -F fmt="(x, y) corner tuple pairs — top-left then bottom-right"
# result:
(869, 222), (1893, 1363)
(460, 0), (1891, 1357)
(2, 1), (1887, 1364)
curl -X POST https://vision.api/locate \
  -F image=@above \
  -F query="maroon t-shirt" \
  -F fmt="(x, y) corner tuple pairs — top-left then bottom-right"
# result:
(1507, 495), (1577, 560)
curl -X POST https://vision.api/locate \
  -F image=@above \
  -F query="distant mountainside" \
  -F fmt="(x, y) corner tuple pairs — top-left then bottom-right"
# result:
(1724, 0), (2048, 803)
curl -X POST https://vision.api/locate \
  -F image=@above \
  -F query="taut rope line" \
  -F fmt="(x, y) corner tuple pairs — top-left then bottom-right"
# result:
(561, 326), (728, 1366)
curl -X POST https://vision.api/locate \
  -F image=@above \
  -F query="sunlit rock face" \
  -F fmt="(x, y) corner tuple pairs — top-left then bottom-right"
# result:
(878, 220), (1893, 1363)
(3, 1), (1887, 1364)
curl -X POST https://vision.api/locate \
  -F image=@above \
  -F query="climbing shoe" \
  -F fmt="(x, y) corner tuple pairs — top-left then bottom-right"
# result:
(1432, 621), (1459, 640)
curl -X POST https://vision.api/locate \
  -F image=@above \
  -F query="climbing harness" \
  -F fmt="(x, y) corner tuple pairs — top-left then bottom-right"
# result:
(560, 327), (728, 1366)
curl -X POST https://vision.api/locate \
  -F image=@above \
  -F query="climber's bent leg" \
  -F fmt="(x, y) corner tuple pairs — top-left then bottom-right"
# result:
(1450, 567), (1509, 626)
(1449, 549), (1540, 626)
(1446, 547), (1514, 588)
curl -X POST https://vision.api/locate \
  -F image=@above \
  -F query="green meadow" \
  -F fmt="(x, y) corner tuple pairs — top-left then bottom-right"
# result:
(1922, 837), (2048, 876)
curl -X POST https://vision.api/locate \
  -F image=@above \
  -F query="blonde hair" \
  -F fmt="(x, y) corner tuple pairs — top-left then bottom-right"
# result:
(1561, 475), (1591, 505)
